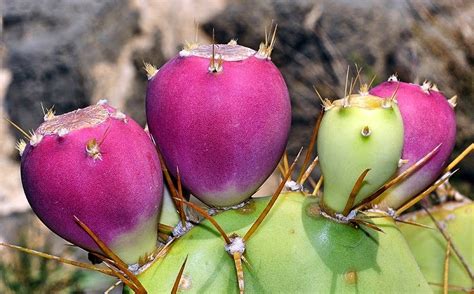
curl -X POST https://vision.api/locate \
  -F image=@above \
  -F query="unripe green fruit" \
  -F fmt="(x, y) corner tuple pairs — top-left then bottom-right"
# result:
(317, 94), (404, 213)
(125, 193), (430, 293)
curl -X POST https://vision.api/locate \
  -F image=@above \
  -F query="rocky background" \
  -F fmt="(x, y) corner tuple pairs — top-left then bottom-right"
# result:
(1, 0), (473, 291)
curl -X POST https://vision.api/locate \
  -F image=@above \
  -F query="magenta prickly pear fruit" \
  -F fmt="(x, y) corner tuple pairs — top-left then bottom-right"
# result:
(370, 77), (457, 209)
(20, 102), (163, 264)
(146, 42), (291, 207)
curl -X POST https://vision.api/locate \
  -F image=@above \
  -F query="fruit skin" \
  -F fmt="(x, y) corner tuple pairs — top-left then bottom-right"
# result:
(317, 95), (404, 212)
(146, 44), (291, 207)
(400, 202), (474, 293)
(370, 81), (456, 209)
(21, 104), (163, 264)
(124, 193), (431, 293)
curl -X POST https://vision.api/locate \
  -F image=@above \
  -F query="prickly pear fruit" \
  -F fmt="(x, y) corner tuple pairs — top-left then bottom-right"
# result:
(400, 201), (473, 293)
(370, 79), (456, 209)
(146, 43), (291, 208)
(125, 193), (431, 293)
(317, 94), (404, 213)
(20, 103), (163, 264)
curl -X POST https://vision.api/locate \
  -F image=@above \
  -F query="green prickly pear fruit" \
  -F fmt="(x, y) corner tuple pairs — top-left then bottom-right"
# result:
(125, 193), (431, 293)
(317, 93), (404, 213)
(399, 201), (474, 293)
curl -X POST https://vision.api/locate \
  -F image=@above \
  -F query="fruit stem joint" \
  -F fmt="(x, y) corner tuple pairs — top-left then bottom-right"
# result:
(320, 208), (358, 224)
(225, 236), (246, 256)
(285, 180), (303, 192)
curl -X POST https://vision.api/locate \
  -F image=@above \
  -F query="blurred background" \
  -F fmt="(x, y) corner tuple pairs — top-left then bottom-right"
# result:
(1, 0), (473, 292)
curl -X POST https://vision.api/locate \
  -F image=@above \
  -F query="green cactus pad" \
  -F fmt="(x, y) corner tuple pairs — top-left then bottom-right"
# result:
(317, 94), (404, 213)
(400, 202), (474, 293)
(125, 192), (430, 293)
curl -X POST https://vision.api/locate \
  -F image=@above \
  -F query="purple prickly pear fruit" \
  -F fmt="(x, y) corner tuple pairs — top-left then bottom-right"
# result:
(146, 43), (291, 207)
(20, 102), (163, 264)
(370, 78), (456, 209)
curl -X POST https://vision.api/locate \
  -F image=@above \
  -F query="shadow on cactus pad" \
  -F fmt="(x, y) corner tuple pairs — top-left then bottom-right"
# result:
(125, 193), (430, 293)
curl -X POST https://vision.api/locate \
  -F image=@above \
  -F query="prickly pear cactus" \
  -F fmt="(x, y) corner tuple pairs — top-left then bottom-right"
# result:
(121, 91), (429, 293)
(126, 193), (431, 293)
(3, 30), (472, 294)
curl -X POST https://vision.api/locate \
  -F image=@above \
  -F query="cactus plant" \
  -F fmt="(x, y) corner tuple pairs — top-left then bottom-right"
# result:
(119, 86), (433, 293)
(19, 102), (163, 264)
(2, 34), (472, 294)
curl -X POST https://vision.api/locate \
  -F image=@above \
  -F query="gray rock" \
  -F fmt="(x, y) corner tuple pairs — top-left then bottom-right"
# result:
(4, 0), (140, 135)
(126, 32), (165, 126)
